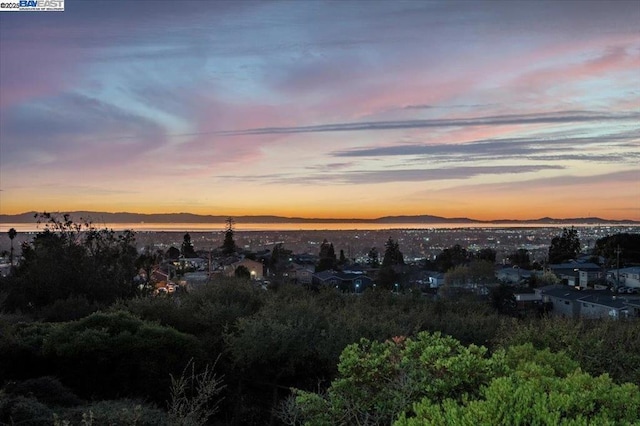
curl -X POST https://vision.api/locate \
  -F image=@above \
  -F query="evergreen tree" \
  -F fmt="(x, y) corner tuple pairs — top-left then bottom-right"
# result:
(222, 217), (237, 255)
(382, 238), (404, 267)
(317, 239), (337, 272)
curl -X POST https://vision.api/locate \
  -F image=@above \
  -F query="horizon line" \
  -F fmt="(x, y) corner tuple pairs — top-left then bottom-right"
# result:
(1, 210), (638, 224)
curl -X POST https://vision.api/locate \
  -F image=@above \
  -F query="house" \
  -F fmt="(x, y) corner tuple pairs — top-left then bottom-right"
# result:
(286, 263), (315, 285)
(312, 270), (373, 292)
(426, 271), (445, 288)
(536, 285), (634, 319)
(172, 257), (207, 272)
(548, 262), (602, 287)
(577, 294), (629, 319)
(536, 285), (592, 318)
(608, 267), (640, 289)
(224, 258), (264, 279)
(497, 266), (536, 284)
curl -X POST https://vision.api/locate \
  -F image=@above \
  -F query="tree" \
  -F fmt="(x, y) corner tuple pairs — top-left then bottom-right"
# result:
(443, 260), (495, 287)
(434, 244), (471, 272)
(509, 248), (531, 269)
(382, 238), (404, 268)
(1, 213), (138, 310)
(593, 233), (640, 267)
(269, 243), (292, 278)
(475, 248), (496, 263)
(548, 227), (581, 264)
(181, 233), (196, 258)
(367, 247), (380, 268)
(135, 249), (161, 294)
(377, 238), (405, 290)
(286, 332), (505, 425)
(317, 239), (337, 272)
(339, 249), (347, 265)
(222, 218), (237, 256)
(286, 331), (640, 426)
(7, 228), (17, 268)
(166, 246), (181, 260)
(234, 265), (251, 280)
(398, 368), (639, 425)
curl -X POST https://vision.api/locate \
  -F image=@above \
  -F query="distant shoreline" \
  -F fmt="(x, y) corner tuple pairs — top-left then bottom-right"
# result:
(2, 221), (639, 234)
(0, 211), (637, 227)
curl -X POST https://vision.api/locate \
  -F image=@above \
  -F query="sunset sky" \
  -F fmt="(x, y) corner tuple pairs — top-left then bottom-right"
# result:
(1, 0), (639, 220)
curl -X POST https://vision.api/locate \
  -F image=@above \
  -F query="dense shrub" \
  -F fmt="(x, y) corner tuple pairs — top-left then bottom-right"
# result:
(0, 395), (53, 426)
(397, 368), (640, 425)
(7, 376), (83, 407)
(37, 296), (100, 322)
(42, 311), (204, 403)
(285, 331), (640, 426)
(496, 317), (640, 385)
(57, 399), (167, 426)
(286, 332), (507, 425)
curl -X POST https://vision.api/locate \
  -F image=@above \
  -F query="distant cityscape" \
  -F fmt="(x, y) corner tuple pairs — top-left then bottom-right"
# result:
(2, 220), (638, 265)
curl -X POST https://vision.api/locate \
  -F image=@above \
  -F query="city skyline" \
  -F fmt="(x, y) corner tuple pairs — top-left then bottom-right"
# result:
(1, 0), (639, 220)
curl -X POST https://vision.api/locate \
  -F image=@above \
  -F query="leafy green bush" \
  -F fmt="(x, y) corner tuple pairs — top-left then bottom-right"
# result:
(285, 326), (640, 426)
(287, 332), (507, 425)
(497, 317), (640, 385)
(0, 321), (57, 382)
(397, 367), (640, 425)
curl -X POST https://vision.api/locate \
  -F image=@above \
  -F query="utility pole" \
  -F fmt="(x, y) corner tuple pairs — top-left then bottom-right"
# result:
(615, 245), (621, 292)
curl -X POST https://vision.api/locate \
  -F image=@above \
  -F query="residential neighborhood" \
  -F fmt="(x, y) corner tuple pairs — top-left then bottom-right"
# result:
(130, 227), (640, 321)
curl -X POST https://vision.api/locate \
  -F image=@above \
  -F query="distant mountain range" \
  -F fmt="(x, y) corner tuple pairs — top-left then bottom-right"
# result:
(1, 211), (637, 225)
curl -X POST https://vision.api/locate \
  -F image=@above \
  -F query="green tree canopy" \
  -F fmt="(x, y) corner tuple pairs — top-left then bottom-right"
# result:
(286, 332), (640, 426)
(287, 332), (505, 425)
(548, 227), (581, 264)
(1, 213), (138, 311)
(593, 233), (640, 267)
(397, 367), (639, 425)
(433, 244), (471, 272)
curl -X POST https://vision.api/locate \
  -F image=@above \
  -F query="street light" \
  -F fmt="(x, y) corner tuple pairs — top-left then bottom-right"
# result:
(355, 283), (360, 294)
(394, 283), (399, 293)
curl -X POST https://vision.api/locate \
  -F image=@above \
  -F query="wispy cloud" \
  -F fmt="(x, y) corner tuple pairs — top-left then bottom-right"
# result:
(246, 165), (565, 185)
(215, 111), (639, 136)
(331, 131), (640, 162)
